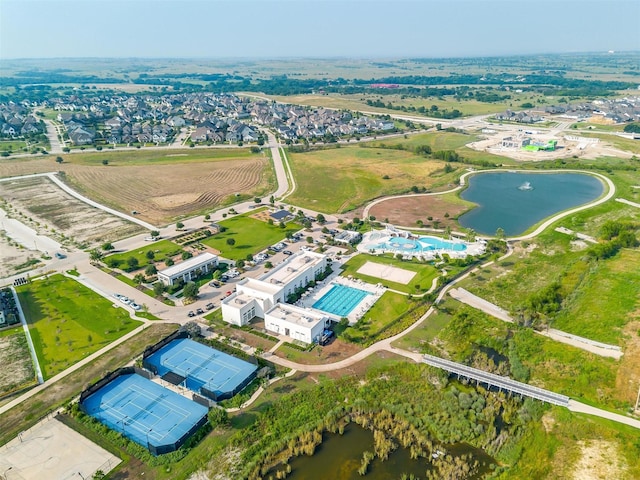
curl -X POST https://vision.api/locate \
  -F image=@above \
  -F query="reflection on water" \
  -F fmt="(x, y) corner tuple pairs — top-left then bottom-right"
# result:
(278, 424), (494, 480)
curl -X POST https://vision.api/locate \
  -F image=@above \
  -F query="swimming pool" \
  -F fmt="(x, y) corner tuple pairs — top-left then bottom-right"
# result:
(312, 285), (371, 317)
(374, 236), (467, 253)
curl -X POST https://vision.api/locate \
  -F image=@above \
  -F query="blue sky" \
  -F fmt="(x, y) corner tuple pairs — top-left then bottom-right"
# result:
(1, 0), (639, 59)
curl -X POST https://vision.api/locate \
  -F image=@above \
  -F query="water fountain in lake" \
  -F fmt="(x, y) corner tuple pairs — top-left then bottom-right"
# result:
(518, 181), (533, 191)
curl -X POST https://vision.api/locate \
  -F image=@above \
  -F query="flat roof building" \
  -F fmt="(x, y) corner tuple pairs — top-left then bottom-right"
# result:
(264, 303), (330, 344)
(221, 251), (328, 337)
(157, 252), (218, 286)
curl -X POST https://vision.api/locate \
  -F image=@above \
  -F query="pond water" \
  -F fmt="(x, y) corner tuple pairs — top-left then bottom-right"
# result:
(458, 172), (604, 236)
(282, 423), (494, 480)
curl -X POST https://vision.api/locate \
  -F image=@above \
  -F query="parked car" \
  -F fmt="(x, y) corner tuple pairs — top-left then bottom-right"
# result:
(205, 302), (214, 310)
(54, 252), (66, 259)
(225, 291), (232, 297)
(196, 308), (204, 315)
(187, 311), (195, 317)
(113, 293), (122, 300)
(119, 296), (130, 305)
(282, 250), (293, 255)
(130, 302), (141, 311)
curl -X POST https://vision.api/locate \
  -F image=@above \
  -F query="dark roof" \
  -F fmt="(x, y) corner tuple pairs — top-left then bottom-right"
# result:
(270, 210), (292, 221)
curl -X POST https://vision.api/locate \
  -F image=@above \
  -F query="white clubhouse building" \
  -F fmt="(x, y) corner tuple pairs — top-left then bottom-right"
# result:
(221, 251), (331, 343)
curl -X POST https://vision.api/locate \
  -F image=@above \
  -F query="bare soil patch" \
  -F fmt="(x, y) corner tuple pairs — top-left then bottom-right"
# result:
(0, 332), (35, 398)
(369, 194), (470, 228)
(0, 176), (143, 247)
(572, 440), (626, 480)
(0, 233), (42, 278)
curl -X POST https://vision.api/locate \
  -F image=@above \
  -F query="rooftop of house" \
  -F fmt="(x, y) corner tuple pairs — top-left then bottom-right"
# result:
(260, 251), (325, 286)
(158, 252), (217, 278)
(265, 303), (327, 329)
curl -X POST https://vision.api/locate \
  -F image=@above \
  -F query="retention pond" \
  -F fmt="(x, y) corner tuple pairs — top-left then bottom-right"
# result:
(458, 171), (604, 236)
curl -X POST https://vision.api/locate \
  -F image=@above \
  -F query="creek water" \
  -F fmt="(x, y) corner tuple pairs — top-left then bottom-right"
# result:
(281, 423), (494, 480)
(458, 172), (604, 236)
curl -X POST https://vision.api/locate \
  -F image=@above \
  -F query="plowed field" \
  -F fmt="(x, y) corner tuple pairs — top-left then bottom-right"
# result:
(0, 149), (273, 224)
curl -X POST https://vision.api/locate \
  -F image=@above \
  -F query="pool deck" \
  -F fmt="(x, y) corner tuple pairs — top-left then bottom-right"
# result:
(294, 270), (385, 324)
(358, 229), (486, 260)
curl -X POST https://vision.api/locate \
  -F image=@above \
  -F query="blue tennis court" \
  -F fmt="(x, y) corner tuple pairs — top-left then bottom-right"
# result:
(312, 284), (371, 317)
(81, 373), (208, 455)
(144, 338), (257, 400)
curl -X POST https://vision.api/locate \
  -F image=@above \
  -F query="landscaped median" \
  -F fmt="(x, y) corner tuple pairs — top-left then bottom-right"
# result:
(15, 274), (142, 379)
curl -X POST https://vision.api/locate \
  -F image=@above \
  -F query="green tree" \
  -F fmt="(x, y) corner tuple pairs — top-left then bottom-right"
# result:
(101, 242), (114, 252)
(306, 236), (313, 244)
(204, 214), (211, 221)
(133, 273), (146, 285)
(145, 250), (155, 260)
(176, 221), (184, 229)
(127, 257), (139, 269)
(182, 251), (193, 260)
(226, 238), (236, 246)
(153, 282), (165, 296)
(269, 195), (275, 204)
(55, 156), (64, 164)
(165, 258), (174, 267)
(145, 264), (157, 276)
(101, 159), (108, 165)
(316, 214), (326, 225)
(89, 249), (103, 263)
(183, 282), (199, 301)
(495, 227), (506, 240)
(150, 230), (160, 238)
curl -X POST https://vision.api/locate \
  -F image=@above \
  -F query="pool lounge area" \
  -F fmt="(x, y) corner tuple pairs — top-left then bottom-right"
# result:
(358, 226), (486, 259)
(295, 272), (385, 324)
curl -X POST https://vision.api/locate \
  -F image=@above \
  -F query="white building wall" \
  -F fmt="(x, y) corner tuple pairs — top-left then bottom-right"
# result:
(221, 296), (258, 327)
(264, 315), (326, 344)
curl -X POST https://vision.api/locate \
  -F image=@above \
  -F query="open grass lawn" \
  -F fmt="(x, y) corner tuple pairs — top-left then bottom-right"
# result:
(16, 274), (142, 379)
(583, 133), (640, 154)
(391, 310), (452, 351)
(552, 249), (640, 345)
(342, 291), (413, 343)
(339, 253), (440, 294)
(105, 239), (183, 270)
(367, 131), (476, 151)
(202, 210), (301, 260)
(287, 146), (445, 212)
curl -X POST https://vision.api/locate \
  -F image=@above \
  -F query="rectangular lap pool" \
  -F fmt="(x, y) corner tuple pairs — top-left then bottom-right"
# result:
(312, 284), (371, 317)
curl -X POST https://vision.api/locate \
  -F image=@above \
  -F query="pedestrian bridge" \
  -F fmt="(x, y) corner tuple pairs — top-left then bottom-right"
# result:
(422, 354), (570, 407)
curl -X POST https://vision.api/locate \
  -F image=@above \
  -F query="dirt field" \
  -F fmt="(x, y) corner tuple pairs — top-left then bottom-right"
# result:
(571, 440), (626, 480)
(0, 331), (35, 398)
(368, 194), (471, 229)
(0, 153), (272, 225)
(0, 176), (143, 246)
(0, 233), (42, 278)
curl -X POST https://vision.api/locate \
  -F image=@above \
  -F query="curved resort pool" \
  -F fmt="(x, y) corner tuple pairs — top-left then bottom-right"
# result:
(374, 236), (467, 253)
(458, 171), (604, 236)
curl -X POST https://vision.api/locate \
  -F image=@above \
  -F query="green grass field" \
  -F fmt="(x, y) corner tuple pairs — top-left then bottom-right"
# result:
(202, 210), (301, 260)
(286, 146), (447, 212)
(552, 248), (640, 344)
(16, 274), (142, 379)
(105, 239), (183, 270)
(55, 147), (258, 167)
(339, 253), (440, 294)
(367, 131), (476, 151)
(342, 291), (412, 343)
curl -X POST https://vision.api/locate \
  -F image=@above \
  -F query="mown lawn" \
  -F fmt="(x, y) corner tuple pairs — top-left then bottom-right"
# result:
(105, 239), (183, 270)
(286, 146), (445, 212)
(339, 253), (440, 294)
(16, 274), (142, 379)
(202, 210), (301, 260)
(367, 131), (476, 151)
(342, 291), (412, 343)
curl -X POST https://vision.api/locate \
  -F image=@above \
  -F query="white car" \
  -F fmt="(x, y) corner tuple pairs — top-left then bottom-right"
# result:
(119, 296), (130, 305)
(113, 293), (122, 300)
(130, 302), (142, 311)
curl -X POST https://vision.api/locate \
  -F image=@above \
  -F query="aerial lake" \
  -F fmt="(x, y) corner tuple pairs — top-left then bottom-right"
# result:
(458, 172), (604, 236)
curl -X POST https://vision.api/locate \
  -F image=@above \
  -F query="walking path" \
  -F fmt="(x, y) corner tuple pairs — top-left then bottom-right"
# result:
(448, 287), (623, 359)
(616, 198), (640, 209)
